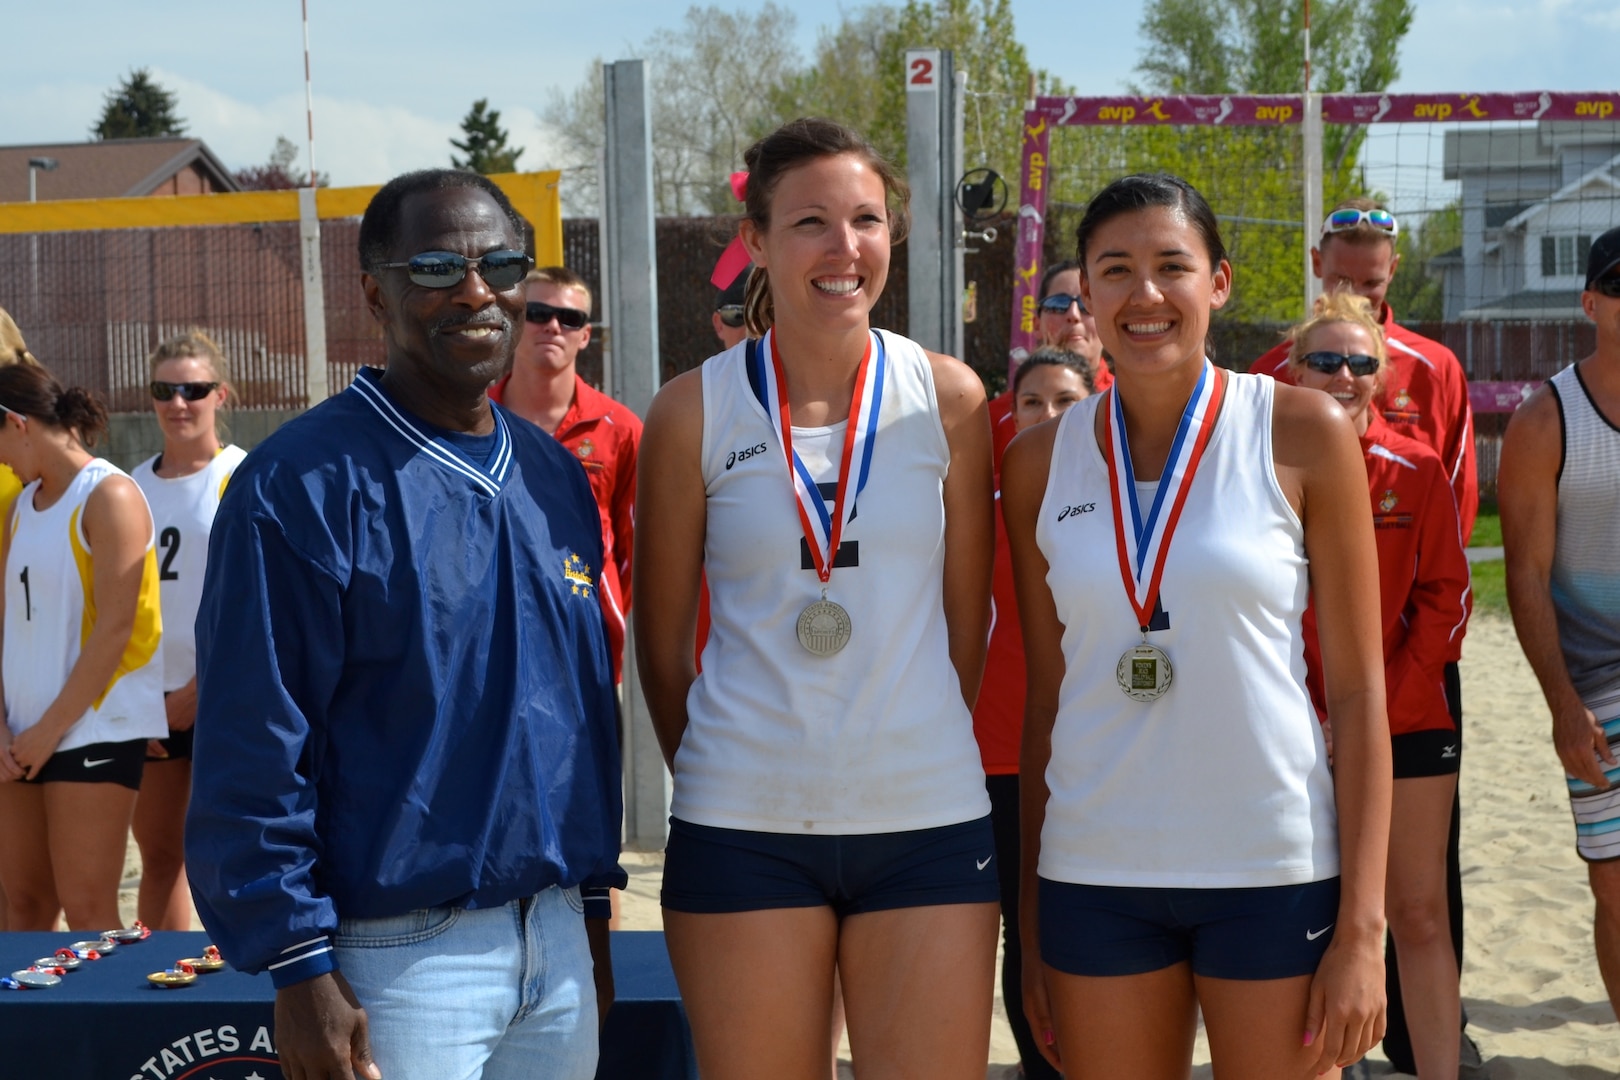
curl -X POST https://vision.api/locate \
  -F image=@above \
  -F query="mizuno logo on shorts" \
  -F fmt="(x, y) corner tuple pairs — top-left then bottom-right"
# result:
(1442, 745), (1457, 758)
(83, 758), (114, 768)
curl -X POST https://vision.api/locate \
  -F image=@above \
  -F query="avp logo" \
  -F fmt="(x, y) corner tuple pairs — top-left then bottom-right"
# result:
(1414, 101), (1452, 120)
(1256, 104), (1293, 122)
(726, 443), (767, 470)
(1577, 100), (1615, 118)
(1024, 116), (1047, 143)
(1027, 151), (1046, 191)
(1144, 99), (1170, 121)
(1056, 502), (1097, 521)
(1098, 104), (1136, 123)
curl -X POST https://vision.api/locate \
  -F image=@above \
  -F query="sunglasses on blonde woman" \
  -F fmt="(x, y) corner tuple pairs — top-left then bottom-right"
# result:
(151, 381), (221, 402)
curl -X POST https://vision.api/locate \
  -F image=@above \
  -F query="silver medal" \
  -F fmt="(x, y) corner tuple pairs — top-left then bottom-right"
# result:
(796, 597), (853, 656)
(1116, 642), (1173, 702)
(10, 970), (61, 989)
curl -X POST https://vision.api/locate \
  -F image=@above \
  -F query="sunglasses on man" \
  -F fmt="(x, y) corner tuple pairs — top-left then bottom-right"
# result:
(525, 301), (591, 331)
(151, 381), (222, 402)
(1039, 293), (1087, 315)
(375, 249), (534, 290)
(1300, 351), (1380, 377)
(716, 305), (746, 328)
(1321, 208), (1399, 237)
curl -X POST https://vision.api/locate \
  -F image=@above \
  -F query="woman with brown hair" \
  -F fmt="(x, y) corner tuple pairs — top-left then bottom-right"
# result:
(0, 363), (165, 930)
(635, 117), (998, 1079)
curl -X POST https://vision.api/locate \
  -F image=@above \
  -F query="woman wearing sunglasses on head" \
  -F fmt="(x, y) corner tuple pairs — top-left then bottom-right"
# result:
(0, 363), (166, 931)
(1288, 294), (1470, 1079)
(635, 116), (998, 1079)
(128, 330), (246, 931)
(1001, 173), (1390, 1079)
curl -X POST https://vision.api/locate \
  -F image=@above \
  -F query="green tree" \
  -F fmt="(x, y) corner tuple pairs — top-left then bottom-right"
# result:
(1386, 200), (1460, 322)
(451, 99), (524, 175)
(775, 0), (1068, 182)
(93, 68), (186, 140)
(1106, 0), (1415, 321)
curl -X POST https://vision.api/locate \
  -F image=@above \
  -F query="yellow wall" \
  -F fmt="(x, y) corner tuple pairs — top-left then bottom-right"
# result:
(0, 172), (563, 265)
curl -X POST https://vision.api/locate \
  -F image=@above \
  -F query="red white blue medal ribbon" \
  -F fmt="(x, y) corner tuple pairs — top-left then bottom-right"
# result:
(1103, 360), (1226, 632)
(750, 329), (886, 584)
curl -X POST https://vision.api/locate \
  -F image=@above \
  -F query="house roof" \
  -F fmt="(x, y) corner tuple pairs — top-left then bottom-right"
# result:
(0, 138), (240, 203)
(1459, 288), (1585, 321)
(1502, 151), (1620, 232)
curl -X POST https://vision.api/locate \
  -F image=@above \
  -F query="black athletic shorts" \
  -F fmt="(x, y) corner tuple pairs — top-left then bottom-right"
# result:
(147, 726), (194, 762)
(25, 738), (146, 790)
(1391, 728), (1461, 779)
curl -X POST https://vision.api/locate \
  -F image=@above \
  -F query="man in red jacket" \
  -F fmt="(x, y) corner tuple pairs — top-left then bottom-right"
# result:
(1250, 199), (1482, 1075)
(492, 266), (641, 679)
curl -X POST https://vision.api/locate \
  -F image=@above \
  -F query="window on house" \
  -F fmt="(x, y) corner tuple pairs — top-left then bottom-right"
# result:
(1541, 234), (1593, 278)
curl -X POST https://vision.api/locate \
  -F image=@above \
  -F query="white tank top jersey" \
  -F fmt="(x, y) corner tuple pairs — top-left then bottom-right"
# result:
(1035, 373), (1339, 888)
(1548, 365), (1620, 704)
(678, 331), (991, 834)
(132, 445), (247, 691)
(4, 458), (167, 751)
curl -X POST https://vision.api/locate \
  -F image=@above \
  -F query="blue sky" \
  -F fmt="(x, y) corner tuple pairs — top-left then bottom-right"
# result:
(1, 1), (1615, 188)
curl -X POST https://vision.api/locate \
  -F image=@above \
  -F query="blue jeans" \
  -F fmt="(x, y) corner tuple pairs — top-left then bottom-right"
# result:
(333, 885), (597, 1080)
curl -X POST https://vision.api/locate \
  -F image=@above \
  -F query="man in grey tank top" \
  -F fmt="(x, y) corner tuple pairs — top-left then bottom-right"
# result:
(1500, 225), (1620, 1021)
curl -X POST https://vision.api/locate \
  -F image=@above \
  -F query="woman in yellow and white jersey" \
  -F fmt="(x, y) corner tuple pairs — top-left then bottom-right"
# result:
(0, 363), (165, 931)
(130, 330), (245, 930)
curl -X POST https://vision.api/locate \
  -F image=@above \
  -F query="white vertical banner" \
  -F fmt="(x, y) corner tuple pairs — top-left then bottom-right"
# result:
(1303, 92), (1323, 312)
(297, 187), (329, 405)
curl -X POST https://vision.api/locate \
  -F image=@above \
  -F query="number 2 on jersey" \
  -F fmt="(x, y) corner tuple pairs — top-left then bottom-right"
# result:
(159, 527), (181, 581)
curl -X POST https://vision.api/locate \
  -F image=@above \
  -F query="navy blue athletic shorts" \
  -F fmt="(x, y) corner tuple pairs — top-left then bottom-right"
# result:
(662, 816), (1000, 916)
(1038, 876), (1341, 980)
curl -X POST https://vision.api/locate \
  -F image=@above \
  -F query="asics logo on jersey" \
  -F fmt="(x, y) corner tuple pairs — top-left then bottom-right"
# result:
(1056, 503), (1097, 521)
(83, 757), (114, 768)
(726, 443), (768, 470)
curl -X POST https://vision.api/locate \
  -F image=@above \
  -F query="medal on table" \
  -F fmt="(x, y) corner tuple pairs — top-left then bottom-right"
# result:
(750, 330), (886, 657)
(1103, 360), (1226, 702)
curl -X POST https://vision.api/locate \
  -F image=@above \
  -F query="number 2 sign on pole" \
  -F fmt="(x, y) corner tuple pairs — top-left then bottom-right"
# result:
(906, 49), (940, 93)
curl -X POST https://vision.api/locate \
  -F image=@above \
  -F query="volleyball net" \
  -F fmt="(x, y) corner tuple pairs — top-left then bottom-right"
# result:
(1011, 91), (1620, 394)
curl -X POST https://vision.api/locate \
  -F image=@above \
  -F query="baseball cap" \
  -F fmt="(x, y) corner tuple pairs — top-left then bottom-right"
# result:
(1587, 226), (1620, 290)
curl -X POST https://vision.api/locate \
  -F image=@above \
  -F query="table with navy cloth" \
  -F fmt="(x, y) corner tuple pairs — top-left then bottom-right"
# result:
(0, 929), (696, 1080)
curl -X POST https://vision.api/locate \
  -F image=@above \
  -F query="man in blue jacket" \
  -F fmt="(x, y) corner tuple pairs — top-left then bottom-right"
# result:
(186, 169), (626, 1080)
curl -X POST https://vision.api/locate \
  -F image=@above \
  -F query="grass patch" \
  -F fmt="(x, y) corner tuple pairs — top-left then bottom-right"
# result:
(1470, 497), (1501, 548)
(1471, 558), (1507, 614)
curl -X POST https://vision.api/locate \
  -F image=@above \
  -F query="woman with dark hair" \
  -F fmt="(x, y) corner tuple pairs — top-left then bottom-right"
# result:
(636, 117), (999, 1079)
(1288, 294), (1469, 1079)
(973, 344), (1093, 1080)
(130, 330), (246, 930)
(0, 363), (165, 930)
(1003, 173), (1390, 1078)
